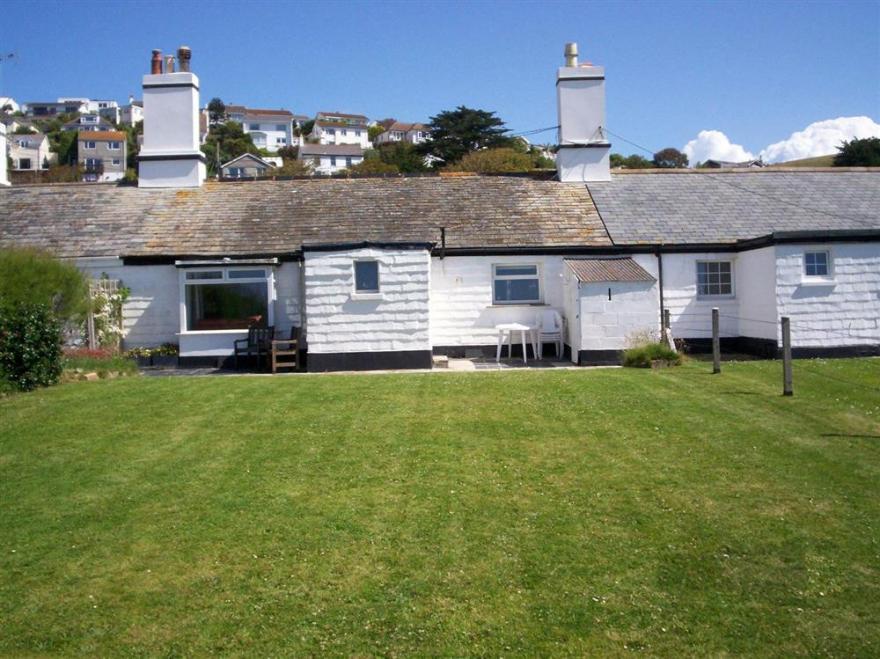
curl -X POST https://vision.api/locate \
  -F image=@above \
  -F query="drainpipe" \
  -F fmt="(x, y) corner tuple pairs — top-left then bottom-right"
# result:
(656, 248), (665, 338)
(440, 227), (446, 260)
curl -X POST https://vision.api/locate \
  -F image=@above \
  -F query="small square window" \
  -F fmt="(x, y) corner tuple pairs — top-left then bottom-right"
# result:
(697, 261), (733, 296)
(354, 260), (379, 293)
(85, 141), (96, 149)
(493, 264), (541, 304)
(804, 251), (830, 277)
(108, 141), (120, 150)
(276, 124), (286, 131)
(330, 156), (337, 167)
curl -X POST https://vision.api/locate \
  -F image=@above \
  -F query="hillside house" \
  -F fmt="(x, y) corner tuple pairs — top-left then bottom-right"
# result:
(226, 106), (297, 152)
(63, 114), (116, 132)
(8, 133), (52, 170)
(220, 153), (276, 178)
(310, 111), (371, 148)
(297, 143), (364, 175)
(0, 44), (878, 372)
(121, 99), (144, 126)
(77, 130), (127, 182)
(374, 121), (429, 146)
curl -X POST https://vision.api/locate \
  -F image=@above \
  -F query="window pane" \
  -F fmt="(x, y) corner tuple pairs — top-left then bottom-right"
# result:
(355, 261), (379, 292)
(228, 269), (266, 279)
(186, 282), (268, 331)
(185, 270), (223, 280)
(495, 278), (540, 303)
(495, 265), (538, 277)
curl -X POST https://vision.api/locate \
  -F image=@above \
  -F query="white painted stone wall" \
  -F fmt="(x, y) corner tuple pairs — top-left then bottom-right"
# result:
(75, 259), (180, 347)
(736, 247), (778, 341)
(776, 243), (880, 347)
(305, 247), (431, 354)
(430, 255), (567, 347)
(574, 254), (660, 351)
(274, 261), (303, 338)
(663, 252), (741, 339)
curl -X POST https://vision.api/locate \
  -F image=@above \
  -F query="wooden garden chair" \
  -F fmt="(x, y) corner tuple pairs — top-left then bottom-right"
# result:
(233, 326), (275, 370)
(271, 327), (300, 373)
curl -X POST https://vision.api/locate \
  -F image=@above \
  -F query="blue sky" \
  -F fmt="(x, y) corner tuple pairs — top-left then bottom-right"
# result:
(1, 0), (878, 161)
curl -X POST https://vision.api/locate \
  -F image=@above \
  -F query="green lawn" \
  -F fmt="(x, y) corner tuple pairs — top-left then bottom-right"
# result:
(1, 360), (879, 656)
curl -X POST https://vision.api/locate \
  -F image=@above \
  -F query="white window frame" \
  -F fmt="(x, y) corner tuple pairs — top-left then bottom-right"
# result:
(178, 266), (275, 334)
(803, 250), (833, 282)
(84, 141), (96, 149)
(352, 259), (381, 298)
(696, 260), (734, 298)
(492, 263), (543, 305)
(108, 141), (121, 150)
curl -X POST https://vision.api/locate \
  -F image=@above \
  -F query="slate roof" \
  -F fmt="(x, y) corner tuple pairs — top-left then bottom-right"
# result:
(588, 170), (880, 245)
(0, 176), (611, 259)
(299, 144), (363, 157)
(565, 257), (655, 283)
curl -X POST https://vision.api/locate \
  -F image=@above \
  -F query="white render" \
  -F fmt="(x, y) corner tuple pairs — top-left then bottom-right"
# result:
(75, 259), (180, 347)
(568, 254), (660, 354)
(305, 247), (431, 355)
(736, 246), (778, 340)
(0, 124), (8, 186)
(8, 133), (53, 171)
(139, 71), (206, 188)
(311, 123), (371, 148)
(430, 255), (567, 348)
(556, 58), (610, 182)
(300, 152), (364, 175)
(662, 252), (741, 339)
(776, 243), (880, 347)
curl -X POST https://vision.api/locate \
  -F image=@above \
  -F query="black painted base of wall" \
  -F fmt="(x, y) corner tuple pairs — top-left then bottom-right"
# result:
(791, 344), (880, 359)
(679, 337), (779, 358)
(308, 350), (433, 372)
(432, 343), (573, 361)
(577, 350), (624, 366)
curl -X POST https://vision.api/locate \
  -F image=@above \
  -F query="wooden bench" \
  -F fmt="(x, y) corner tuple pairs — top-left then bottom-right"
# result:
(271, 327), (300, 373)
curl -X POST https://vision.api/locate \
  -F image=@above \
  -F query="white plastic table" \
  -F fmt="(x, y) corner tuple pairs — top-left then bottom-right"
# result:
(495, 323), (538, 364)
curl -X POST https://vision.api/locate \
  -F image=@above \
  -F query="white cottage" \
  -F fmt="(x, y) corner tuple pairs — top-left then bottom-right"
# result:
(0, 44), (878, 371)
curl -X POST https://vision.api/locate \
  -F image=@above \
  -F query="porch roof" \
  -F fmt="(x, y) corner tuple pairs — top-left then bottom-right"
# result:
(564, 257), (655, 283)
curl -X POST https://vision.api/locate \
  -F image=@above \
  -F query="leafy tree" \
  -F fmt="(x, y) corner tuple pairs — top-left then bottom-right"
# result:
(834, 137), (880, 167)
(446, 147), (534, 173)
(276, 145), (299, 160)
(0, 247), (89, 321)
(420, 106), (511, 165)
(271, 159), (312, 176)
(49, 130), (78, 166)
(207, 97), (227, 124)
(122, 120), (143, 170)
(611, 153), (653, 169)
(652, 147), (689, 168)
(368, 124), (386, 142)
(0, 302), (63, 391)
(347, 158), (399, 175)
(295, 119), (315, 139)
(200, 121), (257, 174)
(374, 141), (427, 173)
(13, 125), (33, 135)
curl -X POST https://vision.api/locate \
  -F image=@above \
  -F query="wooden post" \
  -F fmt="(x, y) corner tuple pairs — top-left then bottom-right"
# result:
(664, 308), (671, 334)
(86, 282), (97, 350)
(712, 307), (720, 374)
(782, 316), (793, 396)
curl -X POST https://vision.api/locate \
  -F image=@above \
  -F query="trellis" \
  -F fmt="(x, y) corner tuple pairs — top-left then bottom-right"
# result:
(84, 277), (124, 350)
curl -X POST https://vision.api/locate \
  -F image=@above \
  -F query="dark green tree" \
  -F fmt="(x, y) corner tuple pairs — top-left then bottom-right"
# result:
(652, 147), (689, 168)
(207, 97), (227, 124)
(611, 153), (653, 169)
(375, 141), (427, 173)
(834, 137), (880, 167)
(200, 121), (257, 174)
(420, 106), (511, 165)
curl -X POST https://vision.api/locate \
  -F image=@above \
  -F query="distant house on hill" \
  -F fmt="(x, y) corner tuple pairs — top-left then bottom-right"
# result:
(63, 114), (115, 132)
(310, 111), (370, 148)
(77, 130), (127, 182)
(298, 143), (364, 174)
(703, 158), (765, 169)
(220, 153), (276, 179)
(226, 106), (298, 152)
(374, 121), (430, 146)
(9, 133), (51, 170)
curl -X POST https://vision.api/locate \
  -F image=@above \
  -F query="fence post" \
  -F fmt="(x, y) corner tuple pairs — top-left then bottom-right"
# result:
(712, 307), (720, 374)
(86, 282), (97, 350)
(782, 316), (793, 396)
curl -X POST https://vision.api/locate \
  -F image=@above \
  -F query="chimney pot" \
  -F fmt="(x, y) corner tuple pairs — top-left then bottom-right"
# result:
(165, 55), (175, 73)
(151, 49), (163, 74)
(177, 46), (192, 72)
(564, 42), (578, 67)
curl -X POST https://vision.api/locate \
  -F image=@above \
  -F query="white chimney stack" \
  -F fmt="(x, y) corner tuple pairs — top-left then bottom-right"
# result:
(556, 42), (611, 183)
(0, 123), (9, 187)
(138, 46), (206, 188)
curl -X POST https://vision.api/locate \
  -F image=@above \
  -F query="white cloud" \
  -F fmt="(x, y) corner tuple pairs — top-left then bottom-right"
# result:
(682, 130), (755, 165)
(759, 116), (880, 163)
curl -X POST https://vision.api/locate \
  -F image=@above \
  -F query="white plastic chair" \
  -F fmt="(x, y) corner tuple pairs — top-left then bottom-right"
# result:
(535, 309), (564, 359)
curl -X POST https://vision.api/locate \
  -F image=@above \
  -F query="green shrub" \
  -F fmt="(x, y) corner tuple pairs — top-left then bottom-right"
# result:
(0, 248), (89, 322)
(0, 302), (63, 391)
(622, 342), (682, 368)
